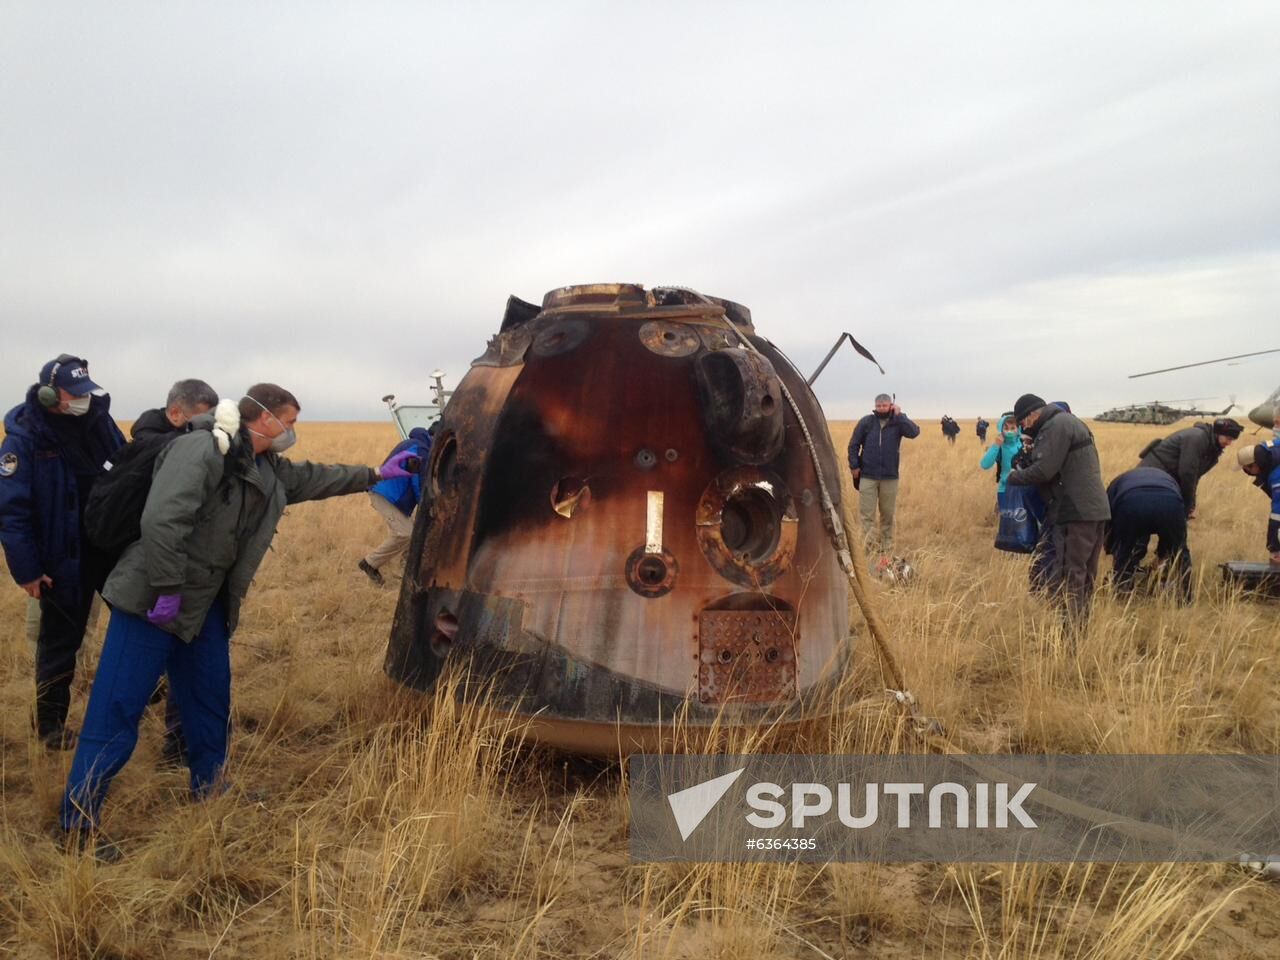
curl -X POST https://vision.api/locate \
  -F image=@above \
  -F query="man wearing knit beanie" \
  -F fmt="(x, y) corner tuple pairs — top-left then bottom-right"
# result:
(1137, 416), (1243, 520)
(1006, 393), (1110, 633)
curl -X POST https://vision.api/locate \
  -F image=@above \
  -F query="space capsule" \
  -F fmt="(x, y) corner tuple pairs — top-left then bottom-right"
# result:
(384, 283), (853, 754)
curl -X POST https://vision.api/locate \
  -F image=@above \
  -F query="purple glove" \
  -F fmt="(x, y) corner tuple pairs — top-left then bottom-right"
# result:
(147, 593), (182, 626)
(379, 449), (418, 480)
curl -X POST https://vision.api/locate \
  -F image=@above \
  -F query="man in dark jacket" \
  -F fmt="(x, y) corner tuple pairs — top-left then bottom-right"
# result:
(359, 426), (432, 585)
(128, 378), (219, 765)
(0, 355), (125, 749)
(1006, 393), (1111, 630)
(848, 393), (920, 556)
(60, 383), (419, 844)
(131, 379), (220, 440)
(1137, 418), (1243, 518)
(941, 416), (960, 445)
(976, 418), (990, 443)
(1105, 467), (1192, 602)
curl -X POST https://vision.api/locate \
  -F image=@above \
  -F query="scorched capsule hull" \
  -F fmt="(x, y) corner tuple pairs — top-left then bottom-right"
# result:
(385, 283), (852, 754)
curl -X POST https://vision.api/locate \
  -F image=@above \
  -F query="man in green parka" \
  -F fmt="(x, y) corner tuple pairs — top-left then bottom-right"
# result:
(59, 383), (417, 847)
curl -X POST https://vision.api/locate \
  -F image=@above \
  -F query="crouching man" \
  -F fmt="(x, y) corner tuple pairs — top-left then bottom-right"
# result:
(1238, 441), (1280, 564)
(58, 383), (416, 854)
(1105, 467), (1192, 602)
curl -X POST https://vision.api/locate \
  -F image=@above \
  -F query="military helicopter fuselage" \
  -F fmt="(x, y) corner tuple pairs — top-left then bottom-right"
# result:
(1128, 348), (1280, 430)
(1094, 400), (1237, 425)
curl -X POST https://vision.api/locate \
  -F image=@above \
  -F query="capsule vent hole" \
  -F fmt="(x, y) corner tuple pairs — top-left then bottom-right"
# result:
(637, 556), (667, 586)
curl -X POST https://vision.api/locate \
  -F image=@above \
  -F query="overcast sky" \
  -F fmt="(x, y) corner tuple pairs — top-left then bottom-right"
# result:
(2, 3), (1278, 424)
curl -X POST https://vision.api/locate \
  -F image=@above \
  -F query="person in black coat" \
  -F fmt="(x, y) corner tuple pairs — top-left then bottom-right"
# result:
(1137, 418), (1243, 518)
(940, 416), (960, 445)
(128, 378), (219, 765)
(131, 379), (220, 440)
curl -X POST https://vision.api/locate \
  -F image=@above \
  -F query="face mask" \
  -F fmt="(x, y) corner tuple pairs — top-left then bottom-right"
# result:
(268, 428), (297, 453)
(245, 395), (297, 453)
(1004, 428), (1019, 440)
(65, 395), (91, 416)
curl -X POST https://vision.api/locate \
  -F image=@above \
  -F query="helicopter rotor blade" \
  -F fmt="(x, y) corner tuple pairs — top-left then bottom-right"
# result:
(1130, 348), (1280, 378)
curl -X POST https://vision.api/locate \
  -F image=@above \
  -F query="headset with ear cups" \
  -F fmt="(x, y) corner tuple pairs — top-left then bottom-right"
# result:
(37, 354), (84, 408)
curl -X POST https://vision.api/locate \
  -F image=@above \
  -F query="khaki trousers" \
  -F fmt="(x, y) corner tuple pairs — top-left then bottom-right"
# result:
(858, 477), (900, 555)
(364, 492), (415, 571)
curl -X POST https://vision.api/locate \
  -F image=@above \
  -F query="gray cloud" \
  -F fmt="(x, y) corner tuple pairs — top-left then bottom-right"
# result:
(2, 2), (1277, 423)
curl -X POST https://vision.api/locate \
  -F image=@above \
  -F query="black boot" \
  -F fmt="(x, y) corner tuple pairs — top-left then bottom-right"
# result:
(358, 559), (384, 586)
(40, 725), (78, 751)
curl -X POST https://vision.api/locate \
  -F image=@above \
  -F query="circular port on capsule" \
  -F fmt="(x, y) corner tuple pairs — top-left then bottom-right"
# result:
(720, 486), (783, 563)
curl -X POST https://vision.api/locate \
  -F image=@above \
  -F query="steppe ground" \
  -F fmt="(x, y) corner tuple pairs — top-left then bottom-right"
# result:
(0, 416), (1277, 959)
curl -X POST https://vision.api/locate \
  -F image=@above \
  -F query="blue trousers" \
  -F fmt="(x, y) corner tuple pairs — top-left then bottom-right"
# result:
(61, 601), (231, 831)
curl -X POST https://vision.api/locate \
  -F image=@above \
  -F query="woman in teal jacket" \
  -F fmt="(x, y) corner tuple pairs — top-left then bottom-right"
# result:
(980, 413), (1022, 494)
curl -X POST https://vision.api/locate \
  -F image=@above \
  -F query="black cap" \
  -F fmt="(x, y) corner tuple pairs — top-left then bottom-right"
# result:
(1212, 417), (1243, 438)
(1013, 394), (1045, 422)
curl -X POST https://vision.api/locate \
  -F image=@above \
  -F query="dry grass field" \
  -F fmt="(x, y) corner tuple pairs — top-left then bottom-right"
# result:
(1, 415), (1277, 958)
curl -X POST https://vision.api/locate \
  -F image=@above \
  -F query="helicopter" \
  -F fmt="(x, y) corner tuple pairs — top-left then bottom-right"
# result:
(1094, 397), (1236, 425)
(1129, 348), (1280, 430)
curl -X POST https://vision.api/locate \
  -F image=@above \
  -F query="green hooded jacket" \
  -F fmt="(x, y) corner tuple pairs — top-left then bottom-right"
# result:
(101, 415), (376, 642)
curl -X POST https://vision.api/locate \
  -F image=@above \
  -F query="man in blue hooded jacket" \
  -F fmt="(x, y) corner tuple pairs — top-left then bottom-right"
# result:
(358, 426), (432, 585)
(0, 355), (124, 748)
(848, 393), (920, 556)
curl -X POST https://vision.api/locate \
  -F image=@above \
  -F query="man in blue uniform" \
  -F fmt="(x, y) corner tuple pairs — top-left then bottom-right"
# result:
(1105, 467), (1191, 601)
(0, 355), (124, 748)
(1238, 441), (1280, 564)
(358, 426), (432, 585)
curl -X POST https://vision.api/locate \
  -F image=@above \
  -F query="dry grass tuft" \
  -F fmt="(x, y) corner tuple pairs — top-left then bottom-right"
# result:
(0, 418), (1276, 958)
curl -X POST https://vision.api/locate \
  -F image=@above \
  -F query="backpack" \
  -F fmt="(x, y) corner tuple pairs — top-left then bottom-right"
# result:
(83, 433), (176, 553)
